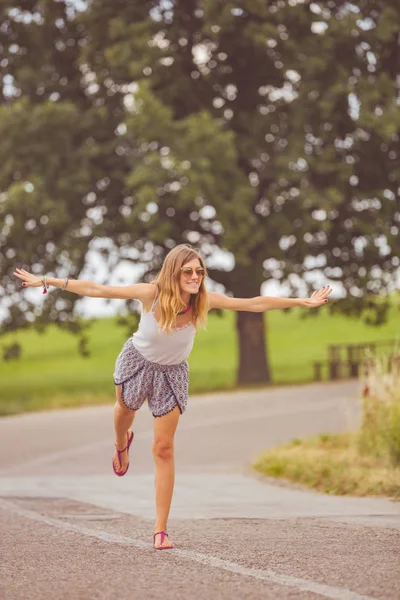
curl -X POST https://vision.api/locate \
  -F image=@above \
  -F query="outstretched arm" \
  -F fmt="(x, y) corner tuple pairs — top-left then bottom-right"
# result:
(13, 268), (155, 301)
(207, 286), (332, 312)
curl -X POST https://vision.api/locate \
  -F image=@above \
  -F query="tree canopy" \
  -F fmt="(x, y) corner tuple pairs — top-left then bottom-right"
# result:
(1, 1), (399, 382)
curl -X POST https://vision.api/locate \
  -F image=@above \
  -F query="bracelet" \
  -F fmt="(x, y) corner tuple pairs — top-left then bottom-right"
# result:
(41, 275), (49, 295)
(62, 277), (69, 291)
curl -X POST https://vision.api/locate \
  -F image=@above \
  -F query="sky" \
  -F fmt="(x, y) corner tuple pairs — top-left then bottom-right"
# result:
(15, 243), (332, 319)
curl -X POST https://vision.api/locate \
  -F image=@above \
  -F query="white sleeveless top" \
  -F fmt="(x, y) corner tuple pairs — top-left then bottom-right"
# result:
(131, 292), (196, 365)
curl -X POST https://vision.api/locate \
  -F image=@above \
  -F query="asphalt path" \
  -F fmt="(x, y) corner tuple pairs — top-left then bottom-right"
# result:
(1, 379), (399, 600)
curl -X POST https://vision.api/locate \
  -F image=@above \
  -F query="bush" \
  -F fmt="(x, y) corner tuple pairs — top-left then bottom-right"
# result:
(253, 349), (400, 497)
(359, 352), (400, 467)
(2, 343), (22, 361)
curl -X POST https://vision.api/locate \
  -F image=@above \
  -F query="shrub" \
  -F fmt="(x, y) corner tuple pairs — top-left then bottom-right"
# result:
(358, 351), (400, 467)
(2, 343), (22, 361)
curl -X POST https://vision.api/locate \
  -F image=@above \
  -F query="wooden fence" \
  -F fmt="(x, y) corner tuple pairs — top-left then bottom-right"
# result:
(313, 339), (399, 381)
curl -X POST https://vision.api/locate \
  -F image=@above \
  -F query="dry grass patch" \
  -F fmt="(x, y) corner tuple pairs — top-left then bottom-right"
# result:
(253, 433), (400, 498)
(254, 351), (400, 499)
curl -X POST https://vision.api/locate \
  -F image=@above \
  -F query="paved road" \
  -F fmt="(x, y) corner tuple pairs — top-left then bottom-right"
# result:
(1, 380), (399, 600)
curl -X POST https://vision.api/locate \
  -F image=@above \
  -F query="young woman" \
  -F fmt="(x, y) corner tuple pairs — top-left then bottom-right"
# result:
(13, 244), (331, 549)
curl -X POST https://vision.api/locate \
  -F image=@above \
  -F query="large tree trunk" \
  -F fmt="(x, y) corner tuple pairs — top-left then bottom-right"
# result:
(236, 310), (272, 385)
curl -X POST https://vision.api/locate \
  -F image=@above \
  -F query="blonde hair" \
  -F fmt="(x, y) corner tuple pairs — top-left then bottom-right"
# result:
(152, 244), (208, 334)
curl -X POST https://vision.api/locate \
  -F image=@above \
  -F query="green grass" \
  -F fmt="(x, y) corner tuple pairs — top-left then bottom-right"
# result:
(0, 302), (399, 415)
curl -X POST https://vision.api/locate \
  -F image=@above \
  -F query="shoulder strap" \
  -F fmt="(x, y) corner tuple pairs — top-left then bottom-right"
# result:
(151, 286), (159, 310)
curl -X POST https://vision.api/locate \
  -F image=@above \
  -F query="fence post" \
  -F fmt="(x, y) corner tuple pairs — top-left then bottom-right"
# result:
(347, 344), (359, 378)
(313, 362), (322, 381)
(328, 345), (341, 379)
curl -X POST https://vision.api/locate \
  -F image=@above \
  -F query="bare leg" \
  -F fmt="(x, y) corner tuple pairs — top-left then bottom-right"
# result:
(113, 385), (135, 473)
(152, 405), (180, 548)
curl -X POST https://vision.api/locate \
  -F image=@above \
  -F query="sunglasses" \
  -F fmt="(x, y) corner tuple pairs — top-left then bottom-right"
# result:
(180, 267), (206, 278)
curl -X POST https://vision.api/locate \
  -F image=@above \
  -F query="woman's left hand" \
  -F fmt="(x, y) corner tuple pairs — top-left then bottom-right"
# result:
(303, 286), (332, 308)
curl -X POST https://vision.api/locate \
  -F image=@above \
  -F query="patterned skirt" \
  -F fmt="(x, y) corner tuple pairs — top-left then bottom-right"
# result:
(113, 340), (189, 417)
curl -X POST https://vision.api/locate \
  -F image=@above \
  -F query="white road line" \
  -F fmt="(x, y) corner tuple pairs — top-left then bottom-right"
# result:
(0, 498), (377, 600)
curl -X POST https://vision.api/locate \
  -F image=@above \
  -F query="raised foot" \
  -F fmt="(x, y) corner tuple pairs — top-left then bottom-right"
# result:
(112, 430), (134, 477)
(154, 531), (174, 550)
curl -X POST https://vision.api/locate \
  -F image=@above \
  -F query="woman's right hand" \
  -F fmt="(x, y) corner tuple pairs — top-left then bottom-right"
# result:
(13, 268), (43, 288)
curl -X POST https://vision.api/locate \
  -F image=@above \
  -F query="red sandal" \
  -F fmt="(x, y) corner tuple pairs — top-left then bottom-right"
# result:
(112, 430), (134, 477)
(153, 531), (174, 550)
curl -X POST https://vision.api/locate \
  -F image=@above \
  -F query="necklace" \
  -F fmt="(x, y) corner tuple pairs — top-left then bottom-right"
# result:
(177, 303), (191, 316)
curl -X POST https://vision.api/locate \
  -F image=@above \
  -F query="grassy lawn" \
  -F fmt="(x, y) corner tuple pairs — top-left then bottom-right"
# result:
(0, 302), (399, 415)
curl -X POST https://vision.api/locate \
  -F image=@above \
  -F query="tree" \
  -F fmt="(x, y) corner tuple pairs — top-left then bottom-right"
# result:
(0, 0), (107, 342)
(1, 1), (399, 382)
(0, 0), (243, 350)
(83, 0), (400, 379)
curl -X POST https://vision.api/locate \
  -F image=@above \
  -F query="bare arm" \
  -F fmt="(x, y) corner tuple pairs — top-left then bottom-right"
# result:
(207, 287), (332, 312)
(13, 268), (155, 301)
